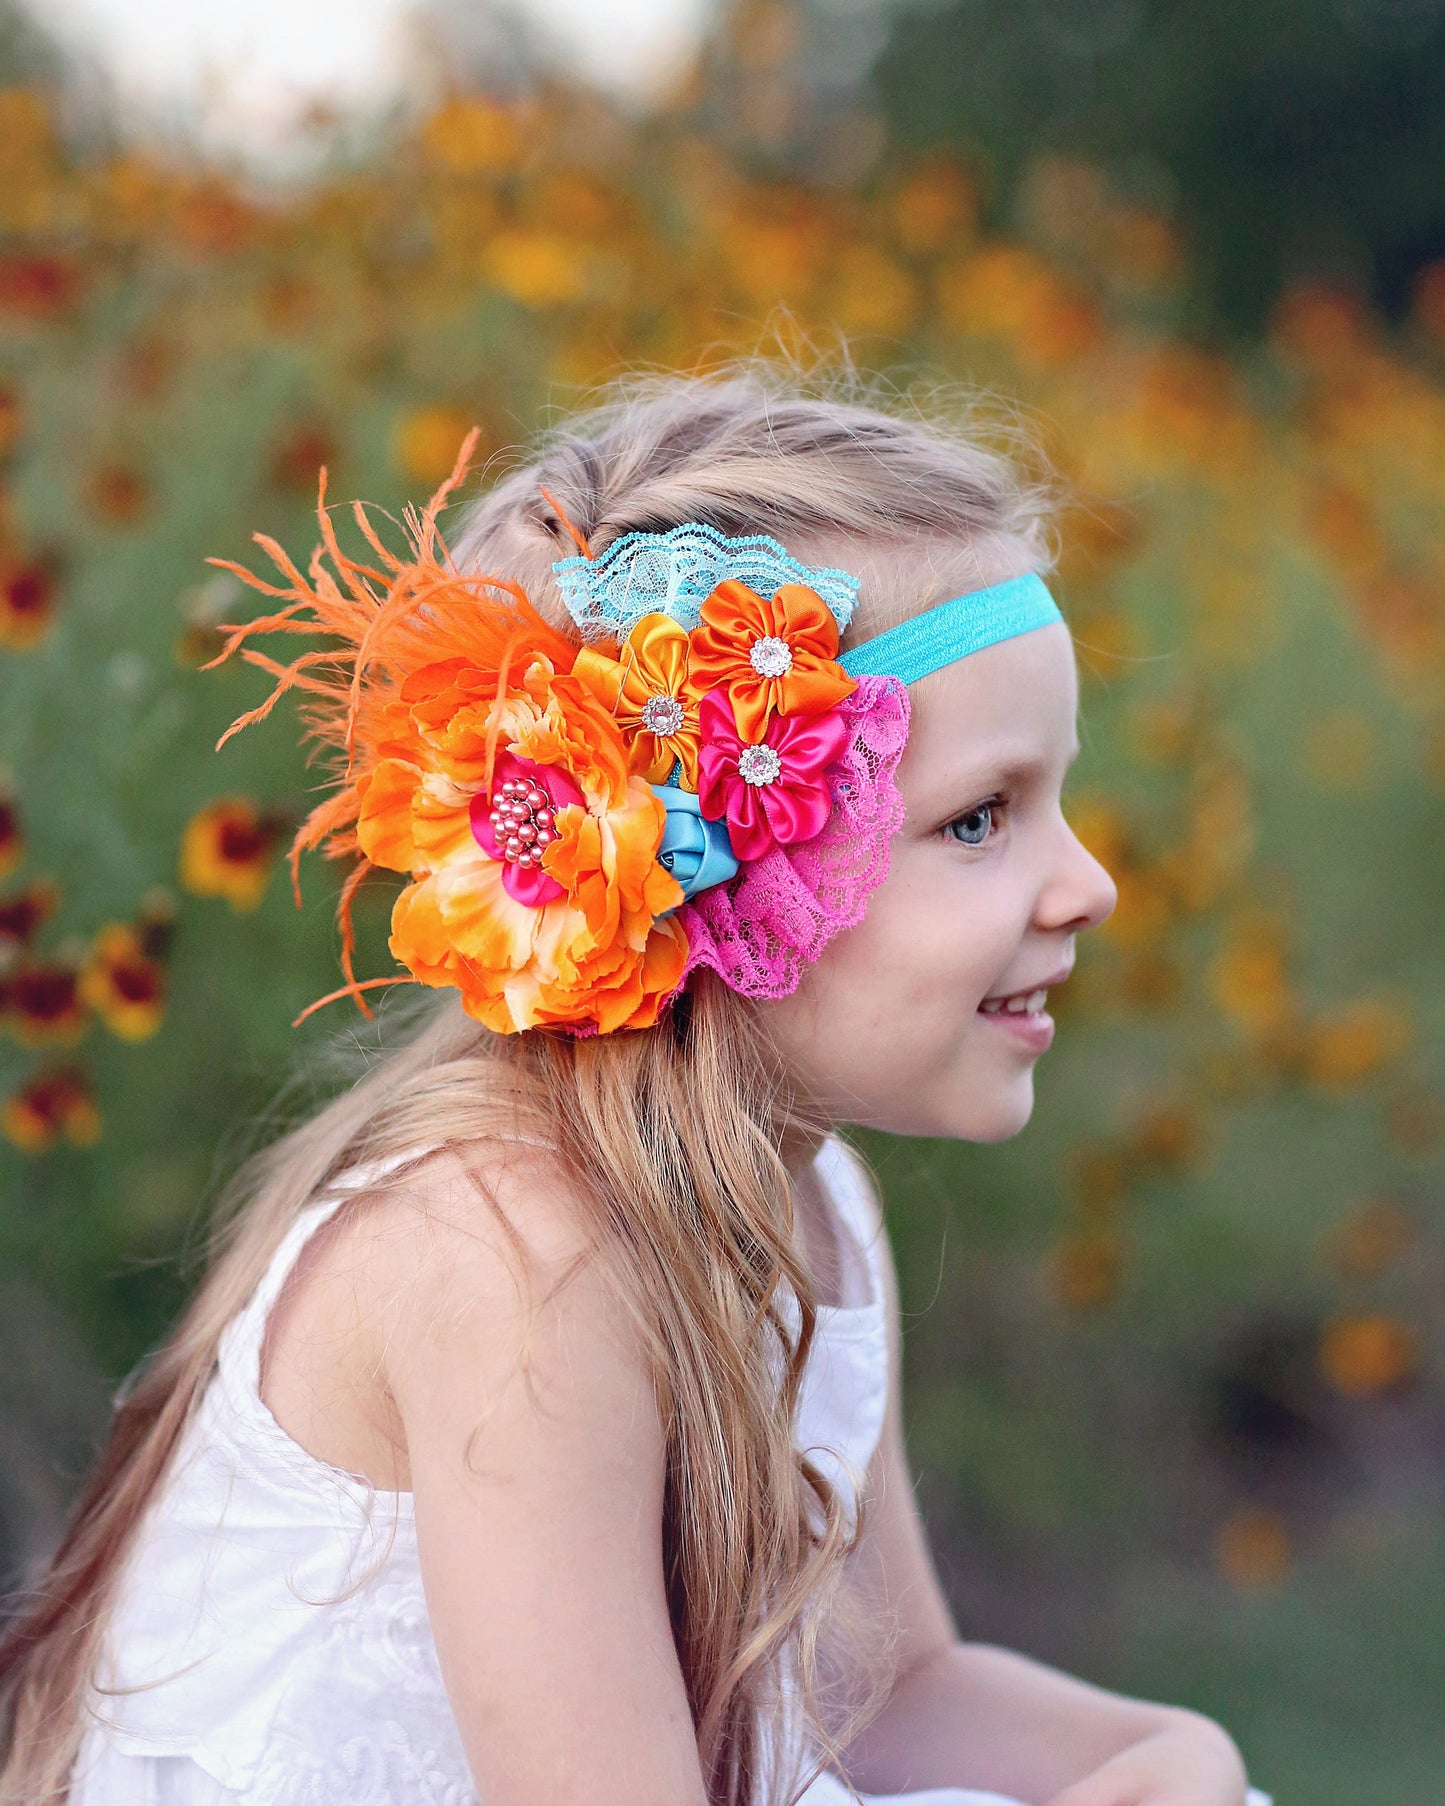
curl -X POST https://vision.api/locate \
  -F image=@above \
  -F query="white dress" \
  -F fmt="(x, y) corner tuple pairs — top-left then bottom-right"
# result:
(68, 1134), (1272, 1806)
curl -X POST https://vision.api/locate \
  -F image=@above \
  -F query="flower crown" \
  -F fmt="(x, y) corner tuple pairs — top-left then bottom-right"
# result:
(204, 429), (1062, 1037)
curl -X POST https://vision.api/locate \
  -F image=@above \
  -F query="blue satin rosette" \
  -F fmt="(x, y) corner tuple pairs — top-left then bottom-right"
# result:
(650, 781), (739, 909)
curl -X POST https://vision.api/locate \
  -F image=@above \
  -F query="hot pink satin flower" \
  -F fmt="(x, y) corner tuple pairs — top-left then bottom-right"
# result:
(695, 688), (852, 862)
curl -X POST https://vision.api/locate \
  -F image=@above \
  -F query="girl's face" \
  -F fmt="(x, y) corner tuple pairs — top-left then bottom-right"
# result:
(765, 619), (1117, 1143)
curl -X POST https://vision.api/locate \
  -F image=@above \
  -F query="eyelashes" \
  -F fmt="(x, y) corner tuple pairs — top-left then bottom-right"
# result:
(942, 795), (1007, 849)
(940, 781), (1081, 851)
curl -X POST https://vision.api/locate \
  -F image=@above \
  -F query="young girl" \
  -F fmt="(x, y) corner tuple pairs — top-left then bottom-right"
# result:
(0, 368), (1275, 1806)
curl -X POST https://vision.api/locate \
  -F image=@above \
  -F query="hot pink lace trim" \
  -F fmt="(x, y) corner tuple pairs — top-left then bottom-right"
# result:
(671, 676), (911, 1001)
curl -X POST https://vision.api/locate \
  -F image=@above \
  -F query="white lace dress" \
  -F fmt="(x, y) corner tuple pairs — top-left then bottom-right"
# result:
(68, 1135), (1272, 1806)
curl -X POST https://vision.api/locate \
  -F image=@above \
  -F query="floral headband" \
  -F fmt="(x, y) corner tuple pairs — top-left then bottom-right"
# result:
(204, 430), (1063, 1036)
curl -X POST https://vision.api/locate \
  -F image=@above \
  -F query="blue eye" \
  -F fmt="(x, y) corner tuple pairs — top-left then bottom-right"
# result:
(943, 799), (1003, 848)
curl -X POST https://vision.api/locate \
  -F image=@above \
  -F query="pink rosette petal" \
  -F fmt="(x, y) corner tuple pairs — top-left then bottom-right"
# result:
(695, 689), (852, 862)
(669, 675), (912, 1002)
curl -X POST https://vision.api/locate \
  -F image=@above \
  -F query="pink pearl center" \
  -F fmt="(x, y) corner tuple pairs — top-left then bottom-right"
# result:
(484, 779), (558, 872)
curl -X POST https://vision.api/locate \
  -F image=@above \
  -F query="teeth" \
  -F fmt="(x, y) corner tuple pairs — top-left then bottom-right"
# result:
(981, 989), (1048, 1014)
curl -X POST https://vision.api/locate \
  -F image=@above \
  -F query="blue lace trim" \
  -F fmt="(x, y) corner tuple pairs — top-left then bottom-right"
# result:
(553, 522), (860, 639)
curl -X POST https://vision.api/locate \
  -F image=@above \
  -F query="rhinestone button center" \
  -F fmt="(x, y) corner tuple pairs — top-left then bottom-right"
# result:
(737, 744), (783, 788)
(749, 635), (794, 679)
(641, 693), (686, 737)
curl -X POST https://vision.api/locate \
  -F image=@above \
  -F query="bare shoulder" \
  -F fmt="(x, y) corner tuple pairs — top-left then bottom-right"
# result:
(360, 1137), (604, 1327)
(346, 1137), (647, 1407)
(361, 1137), (664, 1472)
(259, 1136), (641, 1495)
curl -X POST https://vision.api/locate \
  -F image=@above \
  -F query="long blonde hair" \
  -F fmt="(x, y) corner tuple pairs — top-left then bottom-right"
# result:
(0, 357), (1061, 1804)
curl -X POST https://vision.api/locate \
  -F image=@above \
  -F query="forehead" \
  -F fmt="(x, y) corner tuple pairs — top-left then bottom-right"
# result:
(897, 622), (1080, 795)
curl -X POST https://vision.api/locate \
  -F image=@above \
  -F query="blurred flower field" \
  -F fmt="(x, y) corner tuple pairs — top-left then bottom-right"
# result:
(1, 7), (1443, 1797)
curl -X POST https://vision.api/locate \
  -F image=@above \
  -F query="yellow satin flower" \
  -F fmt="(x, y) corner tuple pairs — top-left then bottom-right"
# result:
(572, 611), (706, 790)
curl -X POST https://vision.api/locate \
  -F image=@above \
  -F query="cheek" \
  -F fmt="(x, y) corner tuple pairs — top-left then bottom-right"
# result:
(770, 857), (1019, 1077)
(798, 892), (976, 1062)
(851, 867), (1003, 1006)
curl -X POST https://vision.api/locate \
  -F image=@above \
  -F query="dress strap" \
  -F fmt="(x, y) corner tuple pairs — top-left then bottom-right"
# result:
(220, 1140), (449, 1396)
(813, 1134), (886, 1314)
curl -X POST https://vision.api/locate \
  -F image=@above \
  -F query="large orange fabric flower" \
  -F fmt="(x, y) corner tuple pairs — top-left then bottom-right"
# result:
(204, 429), (688, 1035)
(356, 653), (686, 1033)
(571, 611), (706, 789)
(688, 579), (857, 742)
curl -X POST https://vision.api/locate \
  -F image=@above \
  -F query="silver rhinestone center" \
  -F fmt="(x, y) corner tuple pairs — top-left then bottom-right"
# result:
(749, 635), (793, 679)
(641, 693), (685, 736)
(737, 744), (783, 788)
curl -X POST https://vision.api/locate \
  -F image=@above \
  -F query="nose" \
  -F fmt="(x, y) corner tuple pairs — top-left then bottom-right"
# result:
(1041, 818), (1118, 936)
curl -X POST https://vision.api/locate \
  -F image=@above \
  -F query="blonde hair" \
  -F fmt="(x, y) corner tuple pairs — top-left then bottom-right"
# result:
(0, 355), (1062, 1804)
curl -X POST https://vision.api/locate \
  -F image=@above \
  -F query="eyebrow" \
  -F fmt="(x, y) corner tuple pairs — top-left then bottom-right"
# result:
(971, 739), (1082, 789)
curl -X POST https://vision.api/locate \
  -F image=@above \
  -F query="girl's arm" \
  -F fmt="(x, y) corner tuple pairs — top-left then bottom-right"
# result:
(376, 1143), (711, 1806)
(825, 1184), (1259, 1806)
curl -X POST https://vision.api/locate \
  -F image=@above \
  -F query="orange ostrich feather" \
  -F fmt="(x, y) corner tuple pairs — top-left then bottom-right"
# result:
(203, 428), (582, 1024)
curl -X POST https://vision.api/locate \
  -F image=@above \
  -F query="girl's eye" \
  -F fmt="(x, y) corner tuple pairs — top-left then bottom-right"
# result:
(943, 798), (1004, 848)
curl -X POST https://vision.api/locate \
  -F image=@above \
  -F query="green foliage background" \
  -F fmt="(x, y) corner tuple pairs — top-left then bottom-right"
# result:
(1, 4), (1443, 1799)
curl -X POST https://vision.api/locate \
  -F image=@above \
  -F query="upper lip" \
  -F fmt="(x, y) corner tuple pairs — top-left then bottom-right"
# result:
(981, 962), (1074, 1003)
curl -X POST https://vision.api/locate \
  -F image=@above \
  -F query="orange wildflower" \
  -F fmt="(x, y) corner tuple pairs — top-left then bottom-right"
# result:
(1127, 1103), (1206, 1173)
(422, 96), (525, 176)
(688, 580), (856, 742)
(1047, 1229), (1122, 1311)
(889, 155), (979, 255)
(0, 557), (56, 649)
(393, 405), (479, 485)
(482, 229), (587, 308)
(179, 797), (286, 911)
(0, 253), (83, 322)
(1318, 1313), (1421, 1396)
(1304, 995), (1412, 1091)
(572, 613), (706, 788)
(0, 959), (88, 1046)
(1, 1064), (100, 1153)
(271, 422), (340, 494)
(1269, 284), (1372, 374)
(1213, 1507), (1292, 1591)
(174, 179), (258, 257)
(88, 462), (151, 527)
(204, 428), (688, 1035)
(0, 877), (58, 950)
(0, 381), (20, 457)
(0, 791), (20, 878)
(80, 922), (167, 1041)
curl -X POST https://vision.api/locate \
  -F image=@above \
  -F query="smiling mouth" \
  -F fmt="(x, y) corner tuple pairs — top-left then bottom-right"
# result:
(976, 990), (1055, 1050)
(978, 987), (1050, 1016)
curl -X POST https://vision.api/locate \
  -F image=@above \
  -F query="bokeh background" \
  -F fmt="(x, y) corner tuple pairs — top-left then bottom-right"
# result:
(2, 1), (1443, 1799)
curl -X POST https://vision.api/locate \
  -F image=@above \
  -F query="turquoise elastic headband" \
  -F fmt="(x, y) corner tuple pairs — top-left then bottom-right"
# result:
(838, 573), (1064, 684)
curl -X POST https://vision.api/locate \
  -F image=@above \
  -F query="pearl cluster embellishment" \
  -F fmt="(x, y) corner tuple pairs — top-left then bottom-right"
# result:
(641, 693), (686, 736)
(737, 743), (783, 787)
(488, 778), (558, 870)
(748, 635), (793, 679)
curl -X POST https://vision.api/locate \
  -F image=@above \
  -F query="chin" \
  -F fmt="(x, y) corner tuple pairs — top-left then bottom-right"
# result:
(864, 1080), (1036, 1143)
(951, 1080), (1037, 1144)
